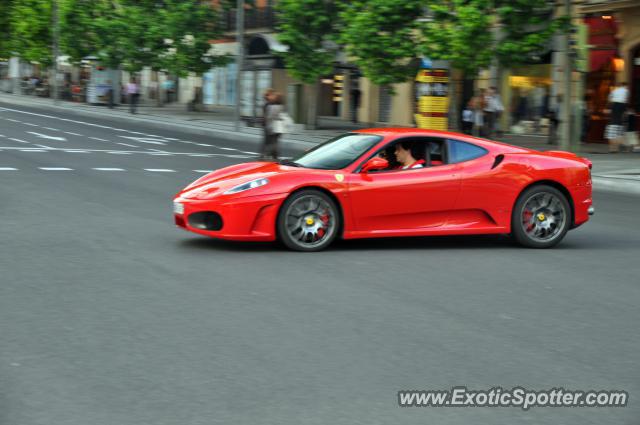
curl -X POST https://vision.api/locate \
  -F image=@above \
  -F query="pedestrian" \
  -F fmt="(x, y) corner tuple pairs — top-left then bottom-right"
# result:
(350, 86), (361, 123)
(127, 78), (140, 114)
(547, 95), (562, 145)
(482, 87), (504, 139)
(260, 89), (283, 160)
(470, 89), (486, 137)
(605, 82), (629, 152)
(462, 102), (474, 135)
(106, 79), (114, 109)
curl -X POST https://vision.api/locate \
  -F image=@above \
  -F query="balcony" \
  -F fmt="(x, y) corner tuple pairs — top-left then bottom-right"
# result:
(222, 7), (276, 32)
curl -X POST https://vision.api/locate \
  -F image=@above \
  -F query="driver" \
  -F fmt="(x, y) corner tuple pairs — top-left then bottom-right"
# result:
(394, 142), (424, 169)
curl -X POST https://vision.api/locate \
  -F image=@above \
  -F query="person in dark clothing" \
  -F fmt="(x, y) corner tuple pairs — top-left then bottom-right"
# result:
(350, 87), (361, 123)
(260, 89), (283, 160)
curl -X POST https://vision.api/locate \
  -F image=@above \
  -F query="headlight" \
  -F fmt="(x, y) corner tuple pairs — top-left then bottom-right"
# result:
(224, 178), (269, 195)
(173, 201), (184, 215)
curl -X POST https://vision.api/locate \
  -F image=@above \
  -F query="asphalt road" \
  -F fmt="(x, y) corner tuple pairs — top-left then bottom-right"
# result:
(1, 102), (639, 425)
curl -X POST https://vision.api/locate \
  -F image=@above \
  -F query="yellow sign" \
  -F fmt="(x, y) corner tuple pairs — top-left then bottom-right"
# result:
(414, 68), (450, 130)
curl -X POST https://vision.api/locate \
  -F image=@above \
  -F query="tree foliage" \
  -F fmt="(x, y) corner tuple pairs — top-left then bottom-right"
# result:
(275, 0), (339, 84)
(338, 0), (424, 87)
(495, 0), (568, 67)
(420, 0), (494, 76)
(8, 0), (53, 66)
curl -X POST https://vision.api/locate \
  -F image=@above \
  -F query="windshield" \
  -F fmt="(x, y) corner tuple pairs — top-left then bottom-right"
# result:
(291, 133), (382, 170)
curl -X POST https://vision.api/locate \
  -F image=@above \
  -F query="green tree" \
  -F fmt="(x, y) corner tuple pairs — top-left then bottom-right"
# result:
(495, 0), (568, 67)
(420, 0), (494, 77)
(8, 0), (54, 66)
(338, 0), (424, 88)
(61, 0), (129, 68)
(0, 0), (15, 58)
(276, 0), (340, 127)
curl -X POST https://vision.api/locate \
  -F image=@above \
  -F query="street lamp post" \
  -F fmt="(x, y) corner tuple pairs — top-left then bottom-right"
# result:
(234, 0), (245, 132)
(560, 0), (572, 151)
(52, 0), (60, 104)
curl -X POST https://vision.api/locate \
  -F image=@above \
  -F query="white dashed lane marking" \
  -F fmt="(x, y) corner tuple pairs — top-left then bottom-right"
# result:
(64, 132), (83, 136)
(93, 168), (125, 171)
(22, 150), (47, 152)
(0, 167), (18, 171)
(24, 123), (39, 127)
(193, 170), (213, 173)
(90, 137), (109, 142)
(27, 132), (67, 141)
(9, 138), (30, 144)
(39, 167), (73, 171)
(144, 169), (176, 172)
(116, 143), (138, 148)
(42, 127), (60, 132)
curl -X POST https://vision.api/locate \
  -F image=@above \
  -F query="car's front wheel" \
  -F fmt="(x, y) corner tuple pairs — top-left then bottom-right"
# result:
(277, 189), (340, 252)
(512, 184), (571, 248)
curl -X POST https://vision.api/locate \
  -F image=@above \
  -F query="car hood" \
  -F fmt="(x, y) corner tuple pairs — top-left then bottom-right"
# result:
(176, 161), (308, 199)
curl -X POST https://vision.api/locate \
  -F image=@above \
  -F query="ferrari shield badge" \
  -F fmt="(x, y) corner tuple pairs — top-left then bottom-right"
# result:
(335, 173), (344, 182)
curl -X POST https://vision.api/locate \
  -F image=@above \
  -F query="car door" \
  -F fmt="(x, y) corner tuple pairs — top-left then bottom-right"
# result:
(445, 138), (511, 229)
(346, 145), (461, 234)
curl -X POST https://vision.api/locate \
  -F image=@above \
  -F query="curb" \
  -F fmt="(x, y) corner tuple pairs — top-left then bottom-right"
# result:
(592, 177), (640, 195)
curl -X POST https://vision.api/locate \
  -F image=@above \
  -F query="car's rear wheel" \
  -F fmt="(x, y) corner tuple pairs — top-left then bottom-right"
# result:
(277, 189), (339, 252)
(512, 185), (571, 248)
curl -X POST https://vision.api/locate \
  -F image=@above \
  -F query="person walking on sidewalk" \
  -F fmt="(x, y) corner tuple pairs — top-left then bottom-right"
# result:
(605, 82), (629, 152)
(261, 89), (284, 161)
(127, 78), (140, 114)
(470, 89), (486, 137)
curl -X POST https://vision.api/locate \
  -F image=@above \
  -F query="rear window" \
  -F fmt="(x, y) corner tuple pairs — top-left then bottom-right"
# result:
(448, 140), (488, 163)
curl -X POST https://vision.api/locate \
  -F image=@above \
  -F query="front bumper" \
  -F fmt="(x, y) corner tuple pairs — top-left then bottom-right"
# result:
(173, 192), (287, 241)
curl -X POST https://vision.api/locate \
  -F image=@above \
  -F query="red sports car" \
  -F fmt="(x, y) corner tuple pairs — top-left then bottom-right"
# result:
(173, 129), (593, 251)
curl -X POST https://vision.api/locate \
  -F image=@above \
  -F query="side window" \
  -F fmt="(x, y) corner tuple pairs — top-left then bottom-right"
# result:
(447, 140), (488, 164)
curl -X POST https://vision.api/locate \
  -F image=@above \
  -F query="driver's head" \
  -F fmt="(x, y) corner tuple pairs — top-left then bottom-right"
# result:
(394, 142), (415, 166)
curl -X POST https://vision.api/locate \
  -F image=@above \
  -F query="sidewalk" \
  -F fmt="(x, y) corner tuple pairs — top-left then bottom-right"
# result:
(1, 92), (638, 195)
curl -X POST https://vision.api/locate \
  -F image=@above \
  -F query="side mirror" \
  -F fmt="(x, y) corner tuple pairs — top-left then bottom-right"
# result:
(361, 157), (389, 173)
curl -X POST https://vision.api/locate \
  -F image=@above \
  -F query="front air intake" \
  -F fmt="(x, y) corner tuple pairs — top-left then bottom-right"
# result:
(187, 211), (223, 231)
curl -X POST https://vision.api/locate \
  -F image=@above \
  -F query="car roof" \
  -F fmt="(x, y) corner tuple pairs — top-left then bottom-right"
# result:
(353, 128), (530, 154)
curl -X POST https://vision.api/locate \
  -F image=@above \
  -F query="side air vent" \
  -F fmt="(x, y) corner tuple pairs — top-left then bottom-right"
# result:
(492, 154), (504, 169)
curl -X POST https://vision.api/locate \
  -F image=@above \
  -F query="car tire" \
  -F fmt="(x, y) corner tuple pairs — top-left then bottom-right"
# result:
(512, 184), (571, 248)
(277, 189), (340, 252)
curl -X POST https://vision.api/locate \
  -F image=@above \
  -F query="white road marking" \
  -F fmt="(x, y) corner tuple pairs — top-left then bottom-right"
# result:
(117, 143), (139, 148)
(90, 137), (109, 142)
(150, 153), (172, 156)
(0, 146), (253, 158)
(0, 134), (5, 137)
(196, 143), (213, 147)
(42, 127), (60, 132)
(64, 131), (83, 136)
(39, 167), (73, 171)
(27, 132), (67, 141)
(144, 169), (176, 172)
(6, 118), (20, 122)
(193, 170), (213, 173)
(24, 123), (39, 127)
(34, 144), (52, 149)
(118, 136), (166, 145)
(66, 150), (89, 153)
(93, 168), (125, 171)
(219, 147), (235, 151)
(9, 138), (30, 143)
(0, 167), (18, 171)
(189, 154), (212, 157)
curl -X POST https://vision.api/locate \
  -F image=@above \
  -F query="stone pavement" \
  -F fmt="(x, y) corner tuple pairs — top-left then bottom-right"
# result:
(2, 92), (638, 195)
